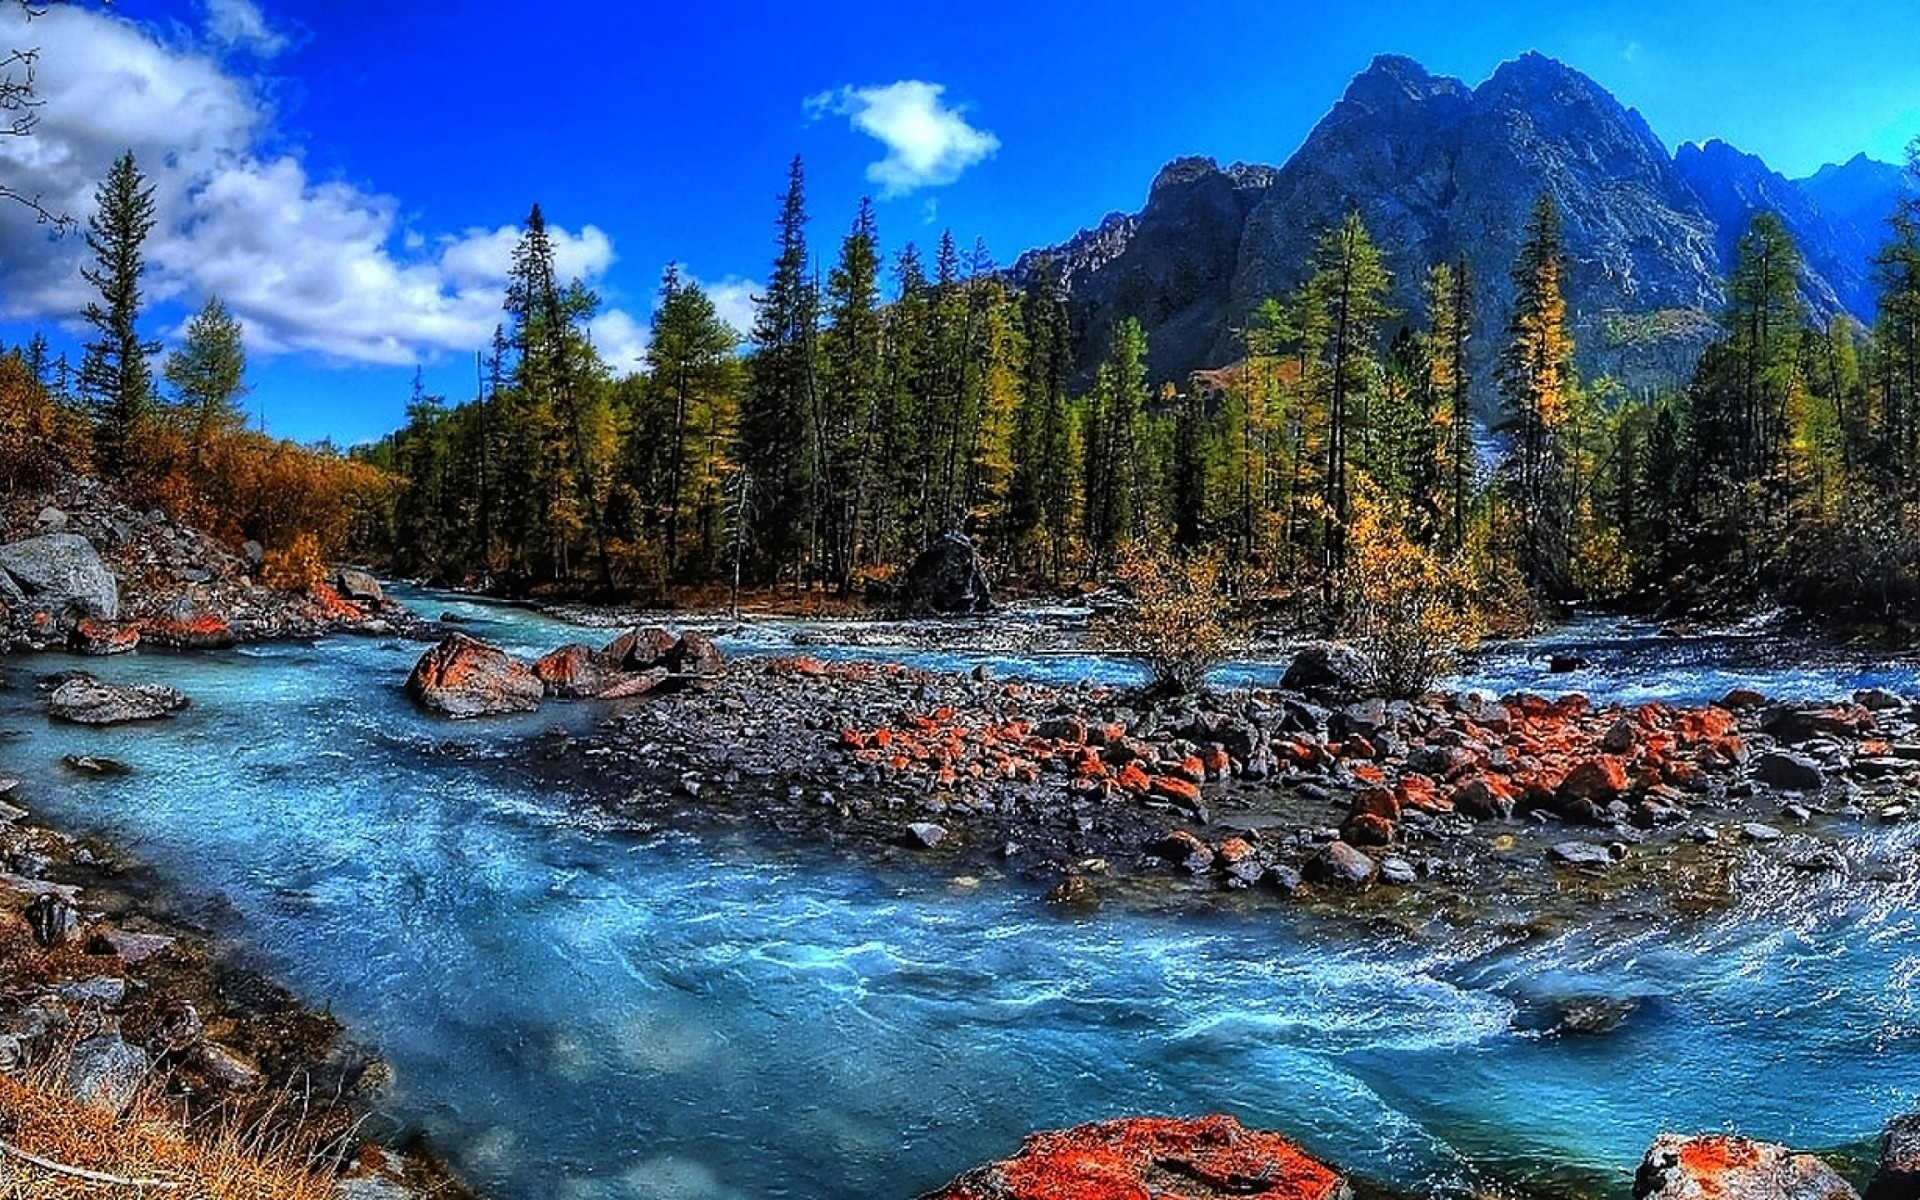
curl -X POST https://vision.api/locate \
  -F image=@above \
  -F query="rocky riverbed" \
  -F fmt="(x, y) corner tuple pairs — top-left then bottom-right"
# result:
(481, 622), (1920, 933)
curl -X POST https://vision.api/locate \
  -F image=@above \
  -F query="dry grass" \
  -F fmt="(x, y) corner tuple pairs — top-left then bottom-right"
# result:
(0, 1061), (340, 1200)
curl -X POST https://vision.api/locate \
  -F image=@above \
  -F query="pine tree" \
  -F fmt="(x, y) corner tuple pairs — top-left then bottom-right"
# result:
(1082, 317), (1149, 564)
(1496, 195), (1577, 598)
(738, 157), (819, 584)
(1724, 212), (1806, 477)
(78, 150), (160, 479)
(505, 203), (615, 587)
(646, 266), (741, 581)
(1302, 212), (1394, 596)
(163, 296), (249, 446)
(818, 199), (883, 591)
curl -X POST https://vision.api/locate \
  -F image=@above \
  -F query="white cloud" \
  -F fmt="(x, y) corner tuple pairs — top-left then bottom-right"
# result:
(589, 309), (649, 371)
(0, 4), (640, 368)
(692, 274), (760, 341)
(202, 0), (287, 58)
(805, 80), (999, 198)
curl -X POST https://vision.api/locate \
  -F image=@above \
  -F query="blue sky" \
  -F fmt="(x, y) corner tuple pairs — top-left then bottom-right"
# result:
(2, 0), (1917, 446)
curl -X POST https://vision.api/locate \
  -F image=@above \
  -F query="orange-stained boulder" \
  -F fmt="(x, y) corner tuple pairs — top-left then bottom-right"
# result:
(1632, 1133), (1857, 1200)
(921, 1114), (1351, 1200)
(406, 634), (544, 718)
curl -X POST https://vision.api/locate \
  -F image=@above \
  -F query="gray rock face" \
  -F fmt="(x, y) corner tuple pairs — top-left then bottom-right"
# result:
(48, 675), (190, 725)
(1633, 1133), (1858, 1200)
(1675, 139), (1870, 319)
(0, 533), (119, 623)
(65, 1031), (149, 1113)
(1026, 52), (1888, 401)
(1016, 156), (1277, 389)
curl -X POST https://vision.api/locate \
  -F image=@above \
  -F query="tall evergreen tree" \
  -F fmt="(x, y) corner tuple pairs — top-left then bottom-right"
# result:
(818, 199), (883, 591)
(78, 150), (160, 478)
(646, 266), (741, 581)
(738, 156), (819, 584)
(1497, 194), (1577, 598)
(1302, 212), (1394, 594)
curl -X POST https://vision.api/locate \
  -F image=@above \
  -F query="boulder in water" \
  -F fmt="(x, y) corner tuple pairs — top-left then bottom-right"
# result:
(1869, 1112), (1920, 1200)
(334, 567), (384, 607)
(535, 643), (607, 698)
(920, 1114), (1350, 1200)
(0, 533), (119, 625)
(1757, 750), (1825, 793)
(1281, 643), (1370, 701)
(405, 634), (544, 718)
(48, 674), (189, 724)
(68, 618), (140, 656)
(903, 532), (993, 615)
(1306, 840), (1378, 891)
(1633, 1134), (1858, 1200)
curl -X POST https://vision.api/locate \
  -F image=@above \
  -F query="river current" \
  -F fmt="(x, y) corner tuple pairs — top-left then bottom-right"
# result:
(3, 594), (1918, 1198)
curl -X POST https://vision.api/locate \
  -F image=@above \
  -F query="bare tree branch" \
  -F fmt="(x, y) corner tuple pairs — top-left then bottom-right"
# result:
(2, 0), (73, 230)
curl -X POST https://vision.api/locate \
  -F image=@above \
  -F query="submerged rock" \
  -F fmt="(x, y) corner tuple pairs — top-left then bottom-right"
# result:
(405, 634), (544, 718)
(1633, 1133), (1858, 1200)
(47, 674), (189, 724)
(921, 1114), (1350, 1200)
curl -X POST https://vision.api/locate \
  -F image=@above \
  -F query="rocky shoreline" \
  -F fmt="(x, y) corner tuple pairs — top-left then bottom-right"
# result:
(0, 769), (469, 1198)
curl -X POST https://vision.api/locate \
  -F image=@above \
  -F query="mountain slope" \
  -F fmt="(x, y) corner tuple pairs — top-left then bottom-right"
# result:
(1026, 52), (1898, 401)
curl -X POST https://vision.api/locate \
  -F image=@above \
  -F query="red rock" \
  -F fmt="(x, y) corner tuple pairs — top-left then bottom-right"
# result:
(1149, 775), (1202, 807)
(405, 634), (544, 718)
(1201, 745), (1232, 781)
(1561, 757), (1631, 800)
(923, 1114), (1348, 1200)
(1350, 787), (1401, 823)
(136, 612), (236, 650)
(1634, 1133), (1857, 1200)
(68, 619), (139, 656)
(1341, 812), (1396, 846)
(1115, 762), (1153, 795)
(1149, 829), (1214, 872)
(1676, 707), (1739, 746)
(534, 644), (604, 698)
(1395, 774), (1451, 814)
(1171, 755), (1207, 784)
(1451, 776), (1517, 820)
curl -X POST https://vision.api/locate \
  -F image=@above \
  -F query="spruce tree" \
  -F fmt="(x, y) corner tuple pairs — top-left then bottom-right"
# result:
(738, 157), (819, 584)
(646, 266), (740, 580)
(818, 199), (883, 591)
(1497, 194), (1577, 599)
(79, 150), (160, 479)
(163, 296), (249, 445)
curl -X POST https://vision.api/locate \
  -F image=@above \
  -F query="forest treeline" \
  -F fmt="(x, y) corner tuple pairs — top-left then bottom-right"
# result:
(7, 144), (1920, 634)
(363, 145), (1920, 629)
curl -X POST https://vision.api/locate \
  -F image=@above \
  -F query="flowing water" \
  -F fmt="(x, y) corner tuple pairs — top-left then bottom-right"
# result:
(2, 595), (1918, 1198)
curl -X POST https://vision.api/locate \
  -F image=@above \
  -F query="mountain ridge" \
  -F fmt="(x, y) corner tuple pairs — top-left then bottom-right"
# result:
(1017, 52), (1910, 400)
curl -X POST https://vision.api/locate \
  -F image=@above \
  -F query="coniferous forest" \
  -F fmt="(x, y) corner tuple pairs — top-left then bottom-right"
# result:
(8, 142), (1920, 639)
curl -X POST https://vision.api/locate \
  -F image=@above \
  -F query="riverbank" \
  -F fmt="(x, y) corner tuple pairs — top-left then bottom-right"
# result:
(0, 751), (471, 1197)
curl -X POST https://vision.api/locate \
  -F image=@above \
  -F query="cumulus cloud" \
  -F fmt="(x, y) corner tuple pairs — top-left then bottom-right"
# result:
(693, 274), (760, 341)
(805, 80), (999, 198)
(0, 4), (637, 367)
(589, 309), (649, 371)
(202, 0), (288, 58)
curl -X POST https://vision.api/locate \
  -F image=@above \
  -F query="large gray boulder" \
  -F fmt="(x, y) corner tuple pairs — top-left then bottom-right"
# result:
(48, 674), (190, 725)
(1869, 1112), (1920, 1200)
(65, 1031), (149, 1114)
(0, 533), (119, 623)
(1633, 1134), (1858, 1200)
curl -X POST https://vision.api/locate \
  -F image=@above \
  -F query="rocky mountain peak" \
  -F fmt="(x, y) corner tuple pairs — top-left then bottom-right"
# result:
(1027, 52), (1893, 399)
